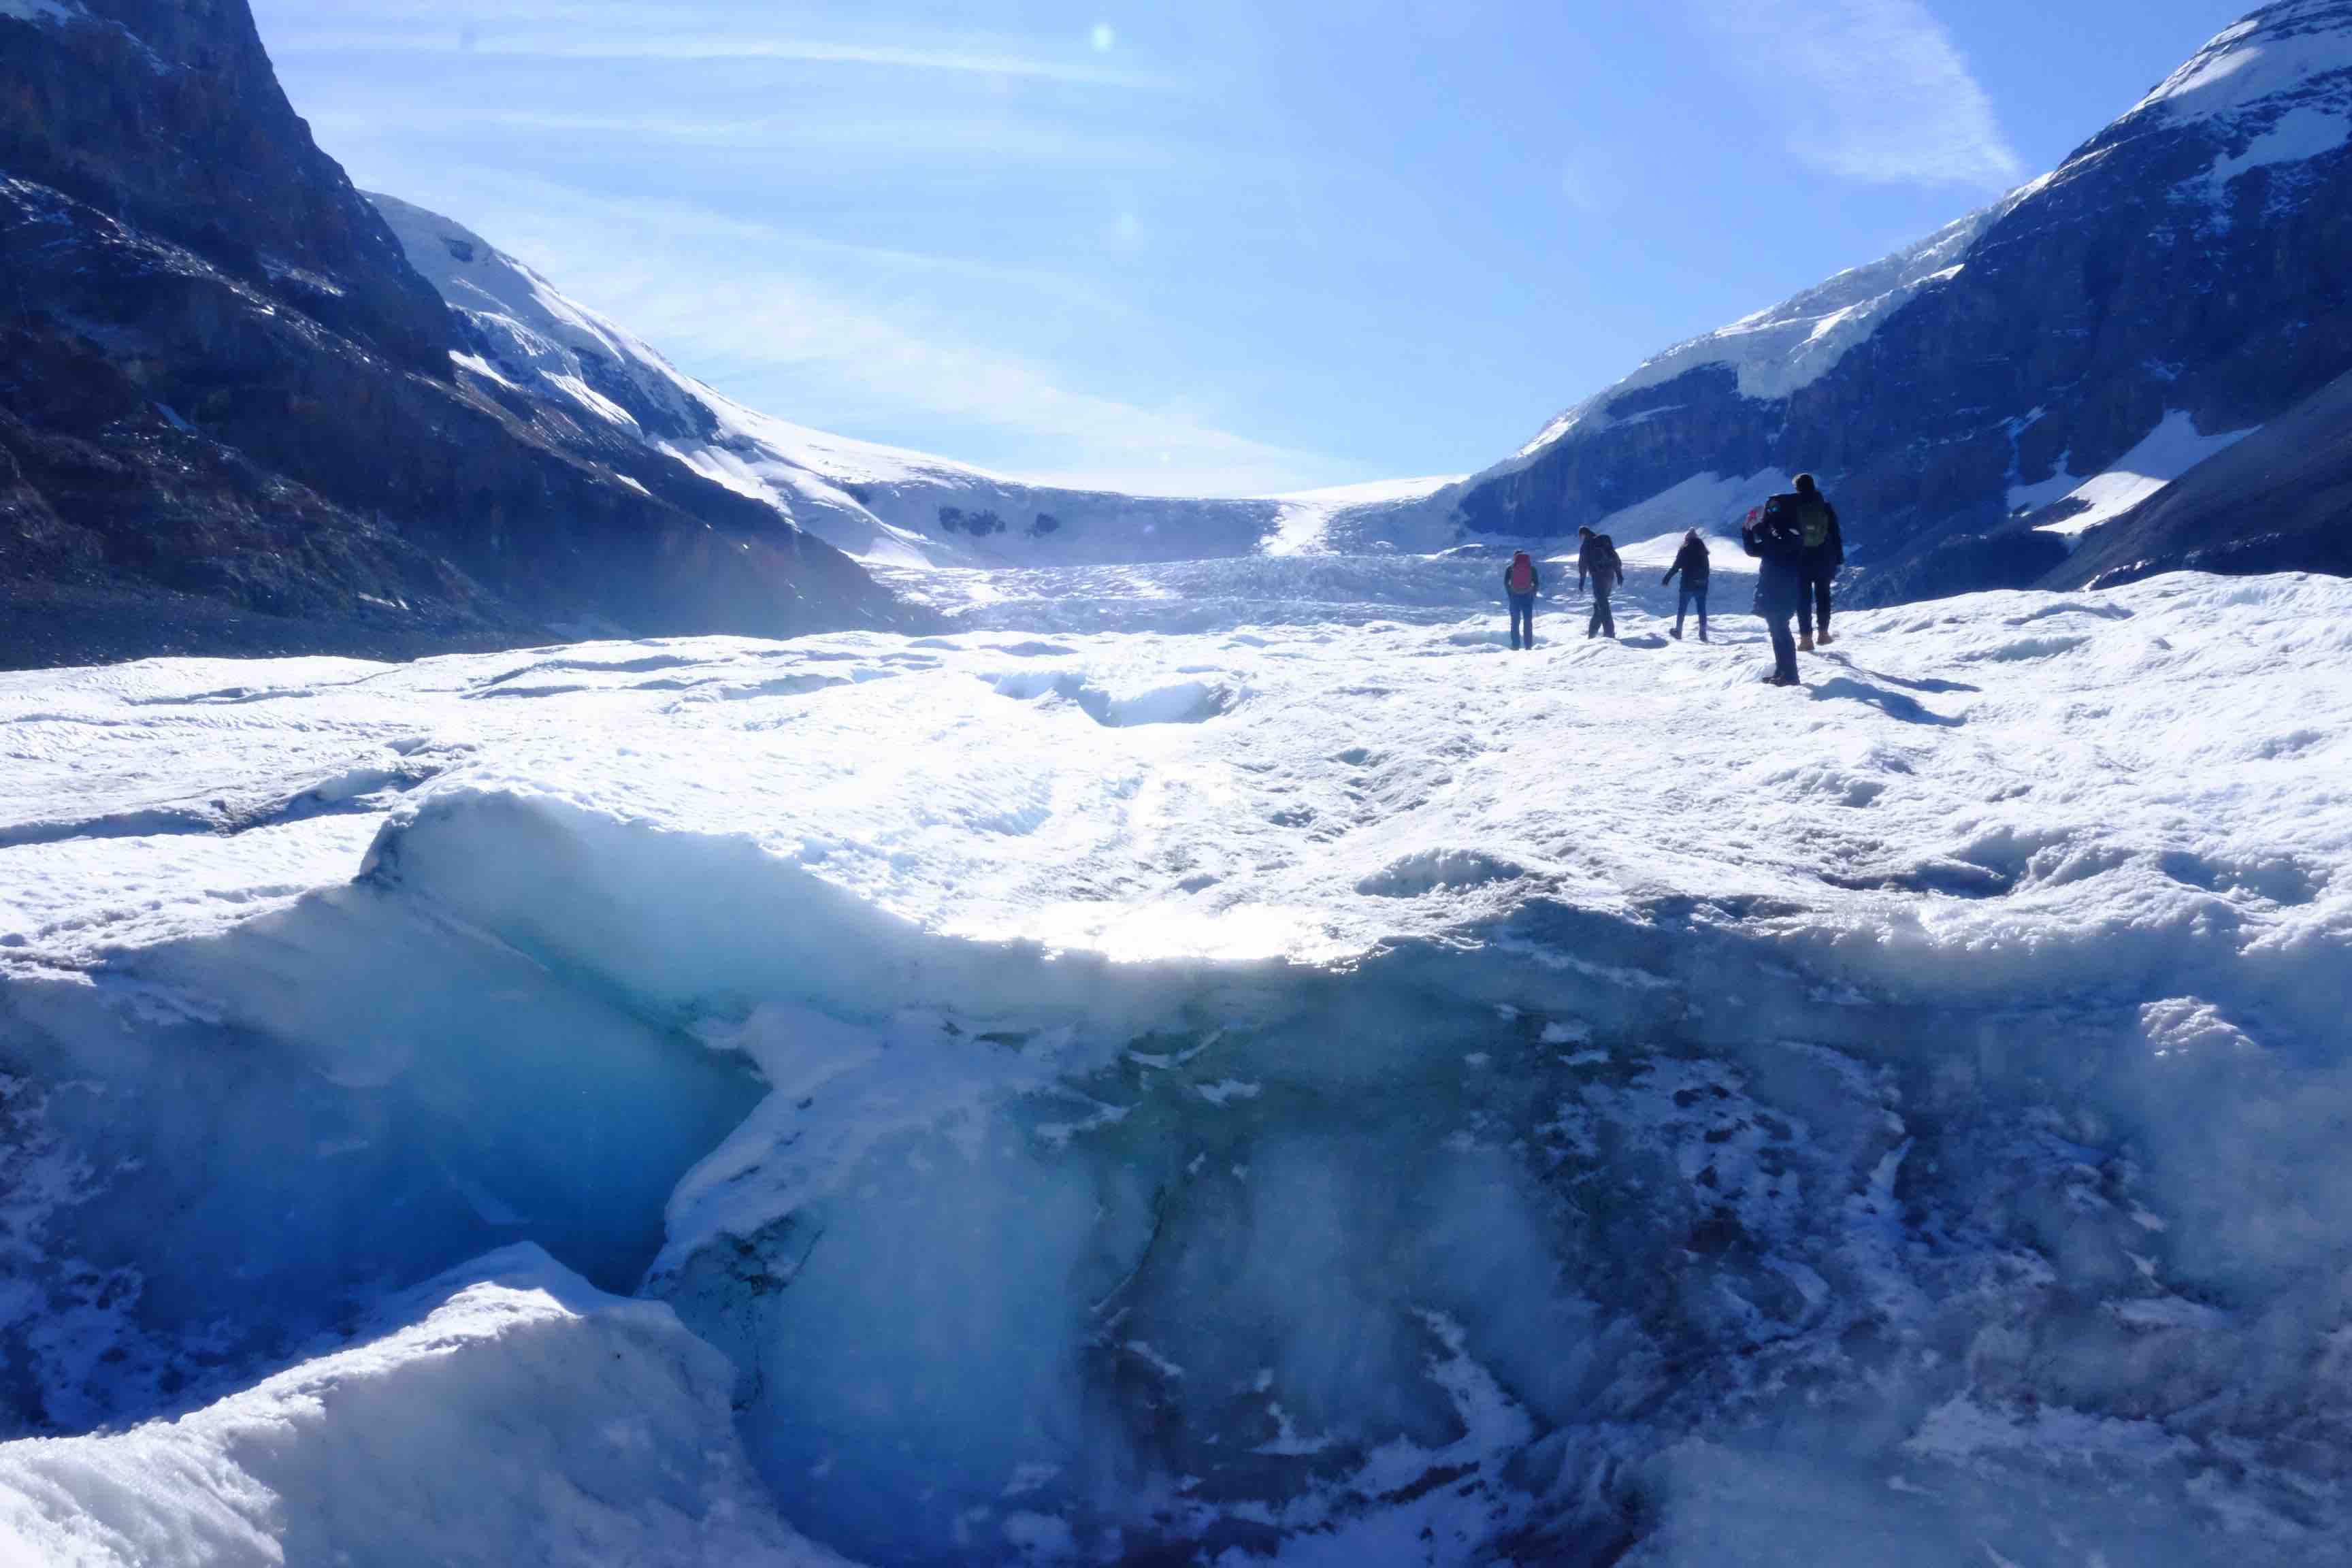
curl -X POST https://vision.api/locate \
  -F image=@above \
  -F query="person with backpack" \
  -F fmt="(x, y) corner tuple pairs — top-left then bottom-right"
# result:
(1781, 472), (1844, 650)
(1576, 527), (1623, 640)
(1742, 502), (1805, 686)
(1661, 530), (1710, 641)
(1503, 550), (1540, 651)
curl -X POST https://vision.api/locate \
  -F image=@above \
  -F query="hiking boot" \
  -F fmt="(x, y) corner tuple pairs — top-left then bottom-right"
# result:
(1799, 632), (1815, 653)
(1818, 631), (1835, 647)
(1671, 626), (1682, 640)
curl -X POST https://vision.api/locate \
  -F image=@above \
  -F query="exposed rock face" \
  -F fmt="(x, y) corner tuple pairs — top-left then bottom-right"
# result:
(1403, 1), (2352, 604)
(0, 0), (906, 669)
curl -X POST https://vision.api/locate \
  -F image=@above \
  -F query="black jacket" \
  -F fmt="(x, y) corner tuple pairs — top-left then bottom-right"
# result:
(1663, 539), (1710, 588)
(1743, 515), (1805, 615)
(1578, 536), (1623, 593)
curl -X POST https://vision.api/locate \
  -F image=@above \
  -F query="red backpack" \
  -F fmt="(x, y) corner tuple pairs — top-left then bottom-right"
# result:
(1507, 553), (1535, 593)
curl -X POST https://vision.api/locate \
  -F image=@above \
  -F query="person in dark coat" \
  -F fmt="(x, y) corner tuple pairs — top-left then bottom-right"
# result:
(1782, 472), (1844, 650)
(1503, 550), (1540, 651)
(1576, 527), (1623, 640)
(1661, 529), (1711, 641)
(1742, 503), (1805, 685)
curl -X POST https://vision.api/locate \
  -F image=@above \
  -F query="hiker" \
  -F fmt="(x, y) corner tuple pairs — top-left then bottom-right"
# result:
(1503, 550), (1540, 651)
(1784, 473), (1844, 650)
(1742, 503), (1805, 686)
(1576, 527), (1623, 640)
(1661, 529), (1710, 641)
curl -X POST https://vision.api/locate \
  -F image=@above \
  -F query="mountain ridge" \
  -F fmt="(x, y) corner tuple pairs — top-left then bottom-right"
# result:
(1364, 0), (2352, 598)
(367, 194), (1303, 571)
(0, 0), (911, 669)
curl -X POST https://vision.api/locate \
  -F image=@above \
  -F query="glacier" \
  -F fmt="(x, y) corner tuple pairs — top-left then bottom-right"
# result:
(2, 547), (2349, 1564)
(365, 194), (1316, 573)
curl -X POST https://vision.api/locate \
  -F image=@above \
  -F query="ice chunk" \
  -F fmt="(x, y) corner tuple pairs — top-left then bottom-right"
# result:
(0, 1246), (850, 1568)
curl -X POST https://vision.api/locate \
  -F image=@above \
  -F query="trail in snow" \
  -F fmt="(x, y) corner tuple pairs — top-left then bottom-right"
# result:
(1, 557), (2349, 1565)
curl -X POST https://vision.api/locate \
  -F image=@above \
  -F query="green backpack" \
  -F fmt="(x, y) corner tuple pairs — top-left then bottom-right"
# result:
(1795, 497), (1831, 551)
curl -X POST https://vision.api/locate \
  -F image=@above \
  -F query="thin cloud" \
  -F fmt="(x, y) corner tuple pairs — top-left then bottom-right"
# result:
(1694, 0), (2023, 187)
(404, 176), (1339, 497)
(273, 26), (1162, 87)
(379, 108), (1223, 176)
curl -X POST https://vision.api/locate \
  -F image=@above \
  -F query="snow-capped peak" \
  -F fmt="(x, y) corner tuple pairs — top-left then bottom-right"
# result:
(2132, 0), (2352, 121)
(1509, 205), (2000, 466)
(1486, 1), (2352, 506)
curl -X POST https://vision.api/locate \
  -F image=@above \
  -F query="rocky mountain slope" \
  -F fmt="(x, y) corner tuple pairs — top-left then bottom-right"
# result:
(2050, 362), (2352, 587)
(0, 0), (906, 670)
(368, 196), (1292, 570)
(1373, 0), (2352, 603)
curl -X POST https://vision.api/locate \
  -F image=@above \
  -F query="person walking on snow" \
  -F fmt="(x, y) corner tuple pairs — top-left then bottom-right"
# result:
(1742, 503), (1805, 686)
(1662, 530), (1710, 641)
(1775, 472), (1844, 651)
(1577, 527), (1623, 640)
(1503, 550), (1540, 651)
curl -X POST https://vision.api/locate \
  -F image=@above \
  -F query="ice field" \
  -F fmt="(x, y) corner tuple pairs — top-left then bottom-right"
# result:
(2, 546), (2349, 1565)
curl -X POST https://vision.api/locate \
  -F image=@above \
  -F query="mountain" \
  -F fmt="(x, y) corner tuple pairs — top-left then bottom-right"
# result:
(0, 0), (906, 670)
(368, 195), (1296, 569)
(1371, 0), (2352, 602)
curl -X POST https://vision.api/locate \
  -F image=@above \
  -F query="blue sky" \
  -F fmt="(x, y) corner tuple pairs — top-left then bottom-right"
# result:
(253, 0), (2247, 495)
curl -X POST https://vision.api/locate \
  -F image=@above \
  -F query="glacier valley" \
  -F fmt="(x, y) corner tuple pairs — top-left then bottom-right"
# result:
(1, 546), (2349, 1566)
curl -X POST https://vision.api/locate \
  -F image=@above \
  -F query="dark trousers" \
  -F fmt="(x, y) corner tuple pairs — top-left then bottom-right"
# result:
(1765, 611), (1799, 683)
(1799, 574), (1833, 639)
(1676, 587), (1708, 638)
(1508, 593), (1535, 649)
(1587, 584), (1615, 638)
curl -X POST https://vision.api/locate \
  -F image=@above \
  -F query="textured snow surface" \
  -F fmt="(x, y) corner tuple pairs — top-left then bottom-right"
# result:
(3, 561), (2351, 1563)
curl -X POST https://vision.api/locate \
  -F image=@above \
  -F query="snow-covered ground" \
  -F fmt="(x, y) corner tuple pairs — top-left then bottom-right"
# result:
(3, 553), (2349, 1565)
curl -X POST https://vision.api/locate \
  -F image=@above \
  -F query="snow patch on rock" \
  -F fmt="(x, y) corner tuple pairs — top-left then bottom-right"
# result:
(2014, 412), (2259, 538)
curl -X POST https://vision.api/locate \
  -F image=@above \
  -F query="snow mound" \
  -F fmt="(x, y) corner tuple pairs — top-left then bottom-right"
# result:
(1355, 847), (1530, 897)
(0, 1245), (846, 1568)
(990, 668), (1240, 726)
